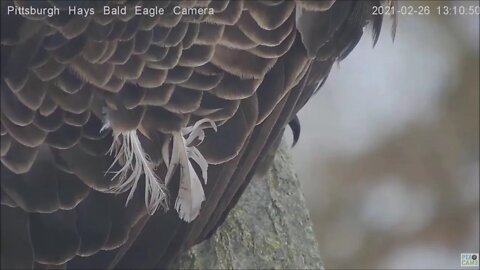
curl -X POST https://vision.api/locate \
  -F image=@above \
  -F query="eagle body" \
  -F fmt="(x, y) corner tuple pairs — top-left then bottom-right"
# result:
(0, 0), (391, 268)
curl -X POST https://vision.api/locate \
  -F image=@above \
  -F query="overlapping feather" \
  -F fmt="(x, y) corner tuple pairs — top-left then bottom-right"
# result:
(102, 122), (168, 215)
(163, 118), (217, 222)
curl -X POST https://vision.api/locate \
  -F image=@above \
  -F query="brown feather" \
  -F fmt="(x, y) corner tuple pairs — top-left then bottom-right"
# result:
(1, 1), (392, 268)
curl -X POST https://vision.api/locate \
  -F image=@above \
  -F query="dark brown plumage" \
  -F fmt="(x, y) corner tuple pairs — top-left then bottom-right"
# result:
(1, 0), (393, 268)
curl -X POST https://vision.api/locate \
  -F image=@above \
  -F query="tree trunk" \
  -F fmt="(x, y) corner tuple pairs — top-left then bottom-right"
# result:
(173, 141), (324, 269)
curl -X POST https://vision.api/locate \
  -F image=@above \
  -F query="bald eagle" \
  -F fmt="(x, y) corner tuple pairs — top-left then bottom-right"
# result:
(1, 0), (395, 268)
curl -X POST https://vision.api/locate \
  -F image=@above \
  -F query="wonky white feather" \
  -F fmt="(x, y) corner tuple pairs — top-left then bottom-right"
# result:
(163, 118), (217, 222)
(102, 117), (215, 221)
(102, 121), (168, 215)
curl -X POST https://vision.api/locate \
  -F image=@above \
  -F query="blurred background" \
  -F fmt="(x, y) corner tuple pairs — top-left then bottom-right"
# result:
(291, 1), (479, 269)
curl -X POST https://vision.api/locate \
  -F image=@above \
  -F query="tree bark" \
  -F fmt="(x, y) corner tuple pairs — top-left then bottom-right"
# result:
(173, 141), (324, 269)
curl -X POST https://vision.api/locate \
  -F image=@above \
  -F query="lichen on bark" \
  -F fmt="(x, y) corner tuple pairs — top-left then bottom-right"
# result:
(173, 141), (324, 269)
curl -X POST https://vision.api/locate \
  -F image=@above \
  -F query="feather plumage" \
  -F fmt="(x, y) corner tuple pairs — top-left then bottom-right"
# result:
(1, 0), (393, 268)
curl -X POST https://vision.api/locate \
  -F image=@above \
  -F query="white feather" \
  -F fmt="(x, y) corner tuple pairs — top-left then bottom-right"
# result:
(175, 162), (205, 222)
(102, 116), (215, 221)
(164, 118), (216, 222)
(188, 147), (209, 183)
(103, 122), (168, 215)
